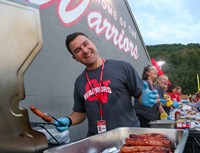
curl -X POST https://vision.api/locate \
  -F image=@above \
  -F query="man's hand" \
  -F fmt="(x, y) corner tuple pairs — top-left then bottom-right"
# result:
(54, 117), (72, 132)
(141, 81), (158, 107)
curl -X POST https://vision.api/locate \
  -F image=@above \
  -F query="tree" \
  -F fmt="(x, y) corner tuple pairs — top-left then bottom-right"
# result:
(147, 43), (200, 94)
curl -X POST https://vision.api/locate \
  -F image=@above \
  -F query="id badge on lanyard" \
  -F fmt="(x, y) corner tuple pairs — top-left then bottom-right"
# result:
(96, 95), (107, 133)
(86, 59), (107, 133)
(97, 120), (107, 133)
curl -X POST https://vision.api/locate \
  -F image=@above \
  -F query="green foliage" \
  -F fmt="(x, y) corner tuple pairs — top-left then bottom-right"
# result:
(147, 43), (200, 95)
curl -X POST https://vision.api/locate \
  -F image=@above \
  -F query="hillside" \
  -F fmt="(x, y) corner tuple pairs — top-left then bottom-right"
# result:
(146, 43), (200, 94)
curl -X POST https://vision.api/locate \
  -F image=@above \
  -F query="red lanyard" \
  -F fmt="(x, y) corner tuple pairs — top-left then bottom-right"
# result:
(85, 58), (105, 120)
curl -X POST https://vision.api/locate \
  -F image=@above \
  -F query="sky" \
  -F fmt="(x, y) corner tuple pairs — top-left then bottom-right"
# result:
(127, 0), (200, 45)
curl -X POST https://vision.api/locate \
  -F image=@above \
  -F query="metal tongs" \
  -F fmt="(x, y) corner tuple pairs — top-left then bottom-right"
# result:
(29, 105), (64, 145)
(30, 105), (63, 125)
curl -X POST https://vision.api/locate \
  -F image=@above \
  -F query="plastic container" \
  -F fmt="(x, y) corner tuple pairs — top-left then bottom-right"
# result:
(38, 129), (70, 144)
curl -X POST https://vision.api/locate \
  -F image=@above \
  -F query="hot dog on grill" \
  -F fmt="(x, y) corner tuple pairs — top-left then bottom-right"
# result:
(30, 105), (53, 122)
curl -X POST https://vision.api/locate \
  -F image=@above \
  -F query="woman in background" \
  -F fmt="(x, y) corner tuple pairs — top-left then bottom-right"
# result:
(134, 65), (167, 127)
(167, 84), (178, 101)
(155, 75), (171, 115)
(175, 86), (181, 102)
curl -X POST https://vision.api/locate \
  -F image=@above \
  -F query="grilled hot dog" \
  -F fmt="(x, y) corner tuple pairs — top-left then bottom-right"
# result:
(30, 105), (53, 122)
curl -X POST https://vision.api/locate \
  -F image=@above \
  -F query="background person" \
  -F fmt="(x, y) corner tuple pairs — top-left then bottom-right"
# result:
(175, 86), (181, 102)
(155, 75), (173, 116)
(167, 84), (178, 101)
(134, 65), (168, 127)
(196, 91), (200, 102)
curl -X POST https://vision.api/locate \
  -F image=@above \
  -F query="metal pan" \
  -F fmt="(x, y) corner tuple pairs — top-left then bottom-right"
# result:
(44, 127), (188, 153)
(148, 120), (176, 128)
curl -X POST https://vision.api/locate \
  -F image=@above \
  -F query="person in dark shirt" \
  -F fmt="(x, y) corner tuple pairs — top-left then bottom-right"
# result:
(53, 32), (158, 136)
(134, 65), (168, 127)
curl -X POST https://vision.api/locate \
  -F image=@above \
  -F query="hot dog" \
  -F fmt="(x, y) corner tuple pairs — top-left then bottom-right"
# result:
(126, 137), (171, 148)
(120, 133), (174, 153)
(121, 145), (172, 153)
(30, 106), (53, 122)
(129, 133), (167, 139)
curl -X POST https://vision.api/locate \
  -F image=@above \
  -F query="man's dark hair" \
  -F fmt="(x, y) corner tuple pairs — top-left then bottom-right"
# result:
(65, 32), (89, 54)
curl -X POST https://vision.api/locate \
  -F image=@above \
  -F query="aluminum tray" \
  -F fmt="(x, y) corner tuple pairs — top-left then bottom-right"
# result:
(149, 120), (176, 128)
(44, 127), (188, 153)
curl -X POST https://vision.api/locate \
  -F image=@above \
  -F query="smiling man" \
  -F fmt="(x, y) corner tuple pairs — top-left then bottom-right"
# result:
(54, 32), (158, 137)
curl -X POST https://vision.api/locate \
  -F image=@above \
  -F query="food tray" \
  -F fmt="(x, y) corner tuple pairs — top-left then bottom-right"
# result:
(149, 120), (176, 128)
(43, 127), (188, 153)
